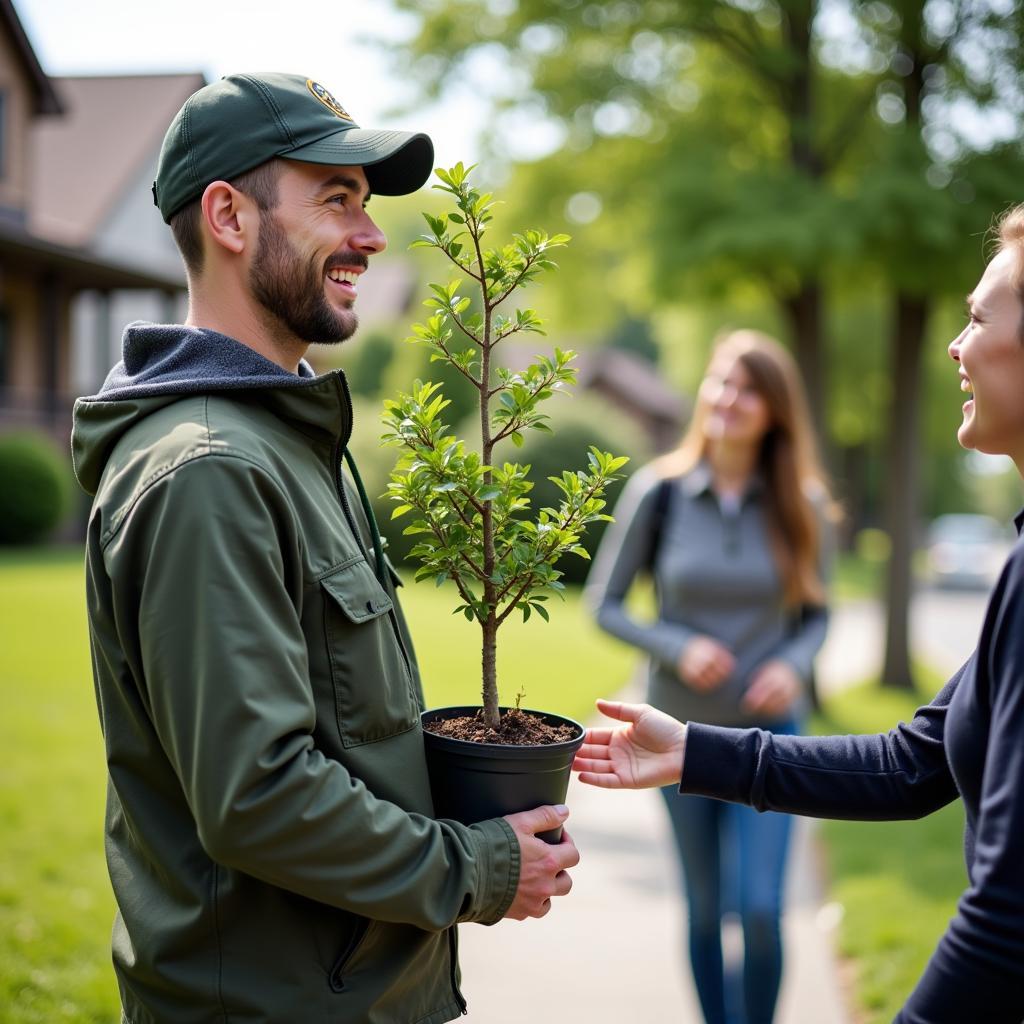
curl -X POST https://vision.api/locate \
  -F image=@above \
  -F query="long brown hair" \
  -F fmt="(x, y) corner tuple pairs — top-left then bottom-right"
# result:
(656, 329), (837, 605)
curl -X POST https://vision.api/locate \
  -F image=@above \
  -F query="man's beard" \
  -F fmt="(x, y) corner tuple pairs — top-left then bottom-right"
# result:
(249, 210), (362, 347)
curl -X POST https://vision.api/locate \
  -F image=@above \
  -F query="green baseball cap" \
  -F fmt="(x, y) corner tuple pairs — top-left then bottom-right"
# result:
(152, 72), (434, 222)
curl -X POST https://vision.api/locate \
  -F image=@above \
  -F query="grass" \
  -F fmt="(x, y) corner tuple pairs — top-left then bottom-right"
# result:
(812, 666), (965, 1024)
(0, 546), (637, 1023)
(833, 552), (884, 602)
(0, 548), (113, 1024)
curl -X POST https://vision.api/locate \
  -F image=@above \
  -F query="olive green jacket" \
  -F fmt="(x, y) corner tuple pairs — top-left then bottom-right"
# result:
(71, 325), (519, 1024)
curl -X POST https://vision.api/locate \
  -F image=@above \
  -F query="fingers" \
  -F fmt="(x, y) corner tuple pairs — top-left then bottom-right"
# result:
(742, 663), (798, 714)
(575, 740), (613, 759)
(594, 698), (628, 721)
(502, 824), (580, 920)
(551, 827), (581, 871)
(595, 699), (649, 723)
(503, 803), (569, 838)
(699, 652), (734, 687)
(576, 771), (625, 789)
(552, 869), (573, 898)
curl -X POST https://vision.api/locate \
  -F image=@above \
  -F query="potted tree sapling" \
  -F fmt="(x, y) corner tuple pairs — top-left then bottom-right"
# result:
(382, 163), (627, 842)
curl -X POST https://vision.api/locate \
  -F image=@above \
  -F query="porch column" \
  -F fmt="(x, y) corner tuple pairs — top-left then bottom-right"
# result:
(38, 273), (60, 424)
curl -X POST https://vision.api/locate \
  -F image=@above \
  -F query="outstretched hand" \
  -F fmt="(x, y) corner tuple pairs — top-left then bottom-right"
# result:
(571, 700), (687, 790)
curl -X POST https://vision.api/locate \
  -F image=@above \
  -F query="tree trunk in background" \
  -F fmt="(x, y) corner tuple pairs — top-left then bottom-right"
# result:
(837, 442), (870, 548)
(782, 283), (825, 437)
(881, 293), (929, 690)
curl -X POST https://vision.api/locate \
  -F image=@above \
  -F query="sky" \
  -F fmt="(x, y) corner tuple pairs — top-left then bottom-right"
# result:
(13, 0), (487, 170)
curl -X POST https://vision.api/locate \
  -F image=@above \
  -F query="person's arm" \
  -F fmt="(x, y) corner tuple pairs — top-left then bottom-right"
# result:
(575, 664), (964, 821)
(683, 669), (962, 820)
(894, 561), (1024, 1023)
(584, 469), (699, 668)
(106, 453), (528, 931)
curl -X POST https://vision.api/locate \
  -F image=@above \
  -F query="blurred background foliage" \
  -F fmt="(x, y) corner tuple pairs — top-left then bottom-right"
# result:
(331, 0), (1024, 690)
(15, 0), (1024, 687)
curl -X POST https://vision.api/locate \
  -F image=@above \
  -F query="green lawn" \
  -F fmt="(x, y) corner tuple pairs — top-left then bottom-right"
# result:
(0, 547), (637, 1023)
(812, 668), (965, 1024)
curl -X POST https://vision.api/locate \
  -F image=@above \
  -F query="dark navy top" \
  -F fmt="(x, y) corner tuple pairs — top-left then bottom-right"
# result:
(682, 513), (1024, 1023)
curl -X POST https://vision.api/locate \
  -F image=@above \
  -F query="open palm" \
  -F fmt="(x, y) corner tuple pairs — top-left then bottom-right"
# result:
(572, 700), (687, 789)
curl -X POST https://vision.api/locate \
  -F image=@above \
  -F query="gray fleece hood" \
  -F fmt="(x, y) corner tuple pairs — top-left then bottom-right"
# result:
(71, 322), (338, 497)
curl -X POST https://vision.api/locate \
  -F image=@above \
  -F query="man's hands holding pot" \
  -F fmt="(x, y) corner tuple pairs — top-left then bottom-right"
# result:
(501, 805), (579, 920)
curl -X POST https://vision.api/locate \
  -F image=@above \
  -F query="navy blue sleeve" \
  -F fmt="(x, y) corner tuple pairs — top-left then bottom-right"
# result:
(897, 558), (1024, 1023)
(680, 665), (964, 820)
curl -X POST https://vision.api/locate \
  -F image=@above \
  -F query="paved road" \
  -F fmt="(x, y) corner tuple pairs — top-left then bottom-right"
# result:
(455, 585), (991, 1023)
(818, 585), (989, 695)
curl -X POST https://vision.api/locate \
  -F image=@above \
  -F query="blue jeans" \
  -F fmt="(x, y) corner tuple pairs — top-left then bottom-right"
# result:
(660, 720), (797, 1024)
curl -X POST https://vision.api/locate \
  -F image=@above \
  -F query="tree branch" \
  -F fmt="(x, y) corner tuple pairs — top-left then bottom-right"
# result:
(495, 577), (538, 627)
(437, 238), (484, 284)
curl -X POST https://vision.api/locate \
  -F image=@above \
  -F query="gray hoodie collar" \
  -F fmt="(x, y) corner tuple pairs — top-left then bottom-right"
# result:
(82, 321), (317, 403)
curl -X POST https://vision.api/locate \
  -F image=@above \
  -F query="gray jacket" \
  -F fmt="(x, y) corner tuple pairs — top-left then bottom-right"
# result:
(586, 462), (831, 727)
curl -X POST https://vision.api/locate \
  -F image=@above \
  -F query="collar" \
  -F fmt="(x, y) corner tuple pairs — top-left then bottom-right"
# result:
(682, 460), (765, 501)
(1014, 507), (1024, 535)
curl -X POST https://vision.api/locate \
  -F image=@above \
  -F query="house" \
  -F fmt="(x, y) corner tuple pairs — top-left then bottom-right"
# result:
(0, 0), (198, 440)
(575, 346), (688, 452)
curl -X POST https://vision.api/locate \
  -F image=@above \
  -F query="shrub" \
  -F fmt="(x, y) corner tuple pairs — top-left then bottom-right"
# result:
(0, 431), (75, 545)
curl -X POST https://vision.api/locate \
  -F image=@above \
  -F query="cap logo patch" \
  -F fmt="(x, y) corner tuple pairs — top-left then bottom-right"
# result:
(306, 80), (354, 121)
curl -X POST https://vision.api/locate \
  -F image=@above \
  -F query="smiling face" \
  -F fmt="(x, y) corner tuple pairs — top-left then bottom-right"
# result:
(248, 161), (386, 347)
(949, 247), (1024, 471)
(698, 353), (774, 450)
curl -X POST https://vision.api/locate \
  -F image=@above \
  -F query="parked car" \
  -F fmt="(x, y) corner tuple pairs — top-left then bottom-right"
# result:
(925, 514), (1013, 590)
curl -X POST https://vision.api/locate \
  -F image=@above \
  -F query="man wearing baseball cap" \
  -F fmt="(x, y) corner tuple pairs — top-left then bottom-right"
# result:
(72, 73), (578, 1024)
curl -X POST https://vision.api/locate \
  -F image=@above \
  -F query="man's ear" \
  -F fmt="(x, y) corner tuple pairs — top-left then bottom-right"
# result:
(200, 181), (258, 257)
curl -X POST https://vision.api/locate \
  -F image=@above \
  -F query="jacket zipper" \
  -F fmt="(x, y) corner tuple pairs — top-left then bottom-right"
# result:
(447, 926), (468, 1014)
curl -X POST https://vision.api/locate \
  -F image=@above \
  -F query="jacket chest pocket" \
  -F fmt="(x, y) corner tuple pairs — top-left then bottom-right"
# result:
(320, 558), (419, 747)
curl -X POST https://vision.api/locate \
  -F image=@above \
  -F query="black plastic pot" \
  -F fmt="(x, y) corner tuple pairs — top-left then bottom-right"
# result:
(421, 706), (585, 844)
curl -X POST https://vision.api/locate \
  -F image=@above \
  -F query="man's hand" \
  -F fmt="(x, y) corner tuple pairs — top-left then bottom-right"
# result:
(501, 806), (580, 920)
(572, 700), (686, 790)
(677, 636), (735, 691)
(741, 659), (800, 716)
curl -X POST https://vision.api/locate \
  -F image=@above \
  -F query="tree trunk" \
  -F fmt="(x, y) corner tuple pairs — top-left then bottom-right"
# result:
(778, 3), (828, 446)
(782, 283), (826, 436)
(481, 614), (499, 728)
(880, 293), (929, 690)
